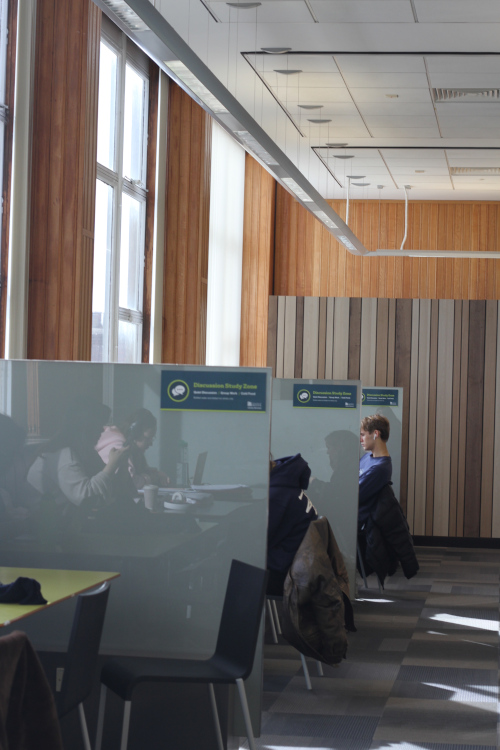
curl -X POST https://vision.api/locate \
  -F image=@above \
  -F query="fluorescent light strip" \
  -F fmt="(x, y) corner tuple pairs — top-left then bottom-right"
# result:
(234, 131), (278, 166)
(313, 210), (338, 230)
(281, 177), (313, 203)
(375, 250), (500, 259)
(338, 235), (357, 252)
(164, 61), (229, 114)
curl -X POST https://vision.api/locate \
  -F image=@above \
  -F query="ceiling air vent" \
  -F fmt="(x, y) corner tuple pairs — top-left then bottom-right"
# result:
(100, 0), (150, 31)
(450, 167), (500, 175)
(433, 88), (500, 103)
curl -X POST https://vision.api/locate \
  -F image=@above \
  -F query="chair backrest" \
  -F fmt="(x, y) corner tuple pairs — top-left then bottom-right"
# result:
(212, 559), (267, 681)
(56, 582), (110, 717)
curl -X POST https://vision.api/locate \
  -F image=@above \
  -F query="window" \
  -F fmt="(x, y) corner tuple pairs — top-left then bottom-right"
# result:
(92, 18), (149, 363)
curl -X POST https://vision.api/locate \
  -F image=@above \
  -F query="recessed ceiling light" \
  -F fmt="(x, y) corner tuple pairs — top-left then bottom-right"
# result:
(415, 170), (425, 173)
(377, 185), (385, 189)
(326, 143), (348, 147)
(347, 175), (366, 179)
(227, 2), (261, 7)
(298, 104), (323, 109)
(307, 118), (332, 123)
(334, 155), (355, 159)
(274, 69), (302, 75)
(352, 182), (370, 186)
(261, 47), (291, 54)
(385, 94), (399, 98)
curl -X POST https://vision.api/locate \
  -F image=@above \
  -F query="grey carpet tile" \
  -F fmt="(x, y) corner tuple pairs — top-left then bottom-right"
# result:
(268, 677), (394, 717)
(402, 640), (498, 670)
(240, 737), (374, 749)
(261, 714), (380, 740)
(424, 594), (498, 609)
(321, 663), (401, 682)
(373, 698), (498, 745)
(368, 744), (498, 750)
(389, 680), (497, 702)
(396, 665), (498, 685)
(451, 584), (500, 596)
(378, 638), (411, 652)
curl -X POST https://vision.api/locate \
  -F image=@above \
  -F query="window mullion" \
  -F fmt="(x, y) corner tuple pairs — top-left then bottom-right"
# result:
(108, 33), (127, 362)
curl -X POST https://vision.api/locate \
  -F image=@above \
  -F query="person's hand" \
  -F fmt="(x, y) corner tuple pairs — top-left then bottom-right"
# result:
(104, 446), (130, 474)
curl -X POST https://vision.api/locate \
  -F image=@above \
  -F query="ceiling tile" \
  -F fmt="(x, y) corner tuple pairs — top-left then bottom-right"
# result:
(414, 0), (500, 23)
(264, 72), (346, 88)
(311, 1), (415, 23)
(388, 166), (450, 175)
(359, 102), (436, 116)
(289, 102), (359, 115)
(363, 115), (438, 128)
(446, 149), (500, 159)
(435, 103), (500, 116)
(368, 127), (441, 137)
(350, 88), (432, 103)
(209, 1), (312, 23)
(425, 55), (500, 74)
(335, 55), (425, 74)
(340, 73), (429, 88)
(282, 89), (353, 103)
(428, 73), (500, 88)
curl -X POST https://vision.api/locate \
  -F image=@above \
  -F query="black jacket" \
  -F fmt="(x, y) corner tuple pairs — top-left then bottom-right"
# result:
(282, 516), (355, 666)
(358, 483), (419, 584)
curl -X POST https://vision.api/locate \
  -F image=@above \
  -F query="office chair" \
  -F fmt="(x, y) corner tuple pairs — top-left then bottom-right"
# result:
(54, 582), (110, 750)
(95, 559), (268, 750)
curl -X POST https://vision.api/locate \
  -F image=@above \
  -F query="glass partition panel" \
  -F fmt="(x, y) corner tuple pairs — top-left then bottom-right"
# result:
(271, 379), (361, 597)
(0, 361), (271, 676)
(361, 387), (403, 502)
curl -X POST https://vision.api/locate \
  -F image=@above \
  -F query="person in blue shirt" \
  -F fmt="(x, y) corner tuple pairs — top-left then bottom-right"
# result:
(358, 414), (392, 527)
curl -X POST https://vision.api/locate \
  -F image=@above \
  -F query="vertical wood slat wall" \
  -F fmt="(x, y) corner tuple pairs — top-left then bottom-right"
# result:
(27, 0), (99, 360)
(274, 186), (500, 300)
(269, 295), (500, 539)
(162, 82), (211, 365)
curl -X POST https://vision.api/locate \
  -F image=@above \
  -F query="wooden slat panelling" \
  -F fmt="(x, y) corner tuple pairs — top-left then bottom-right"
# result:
(464, 301), (486, 537)
(480, 300), (497, 537)
(413, 300), (431, 535)
(275, 296), (285, 378)
(449, 301), (463, 536)
(283, 296), (297, 378)
(274, 192), (500, 301)
(492, 302), (500, 537)
(302, 297), (320, 379)
(271, 294), (500, 539)
(425, 299), (439, 536)
(386, 299), (396, 387)
(348, 298), (362, 380)
(433, 300), (454, 535)
(360, 298), (377, 386)
(240, 154), (276, 367)
(162, 83), (211, 364)
(375, 298), (389, 386)
(267, 295), (278, 376)
(294, 296), (304, 378)
(28, 0), (97, 360)
(332, 298), (350, 380)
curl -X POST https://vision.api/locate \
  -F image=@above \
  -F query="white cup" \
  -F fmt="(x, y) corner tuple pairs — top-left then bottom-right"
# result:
(143, 484), (159, 511)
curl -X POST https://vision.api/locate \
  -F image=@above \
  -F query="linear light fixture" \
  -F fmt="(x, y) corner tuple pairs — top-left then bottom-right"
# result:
(373, 250), (500, 259)
(164, 60), (229, 114)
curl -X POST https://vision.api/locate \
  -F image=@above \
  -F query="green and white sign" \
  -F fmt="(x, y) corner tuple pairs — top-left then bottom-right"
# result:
(293, 383), (357, 409)
(362, 388), (399, 407)
(161, 370), (267, 412)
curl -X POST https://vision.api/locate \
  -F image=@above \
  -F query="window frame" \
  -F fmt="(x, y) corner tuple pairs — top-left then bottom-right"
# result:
(93, 17), (150, 363)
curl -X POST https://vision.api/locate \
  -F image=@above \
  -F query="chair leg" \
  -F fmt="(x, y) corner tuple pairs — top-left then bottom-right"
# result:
(299, 653), (312, 690)
(120, 701), (132, 750)
(266, 599), (278, 644)
(77, 703), (92, 750)
(316, 660), (324, 677)
(208, 683), (224, 750)
(95, 684), (107, 750)
(235, 678), (256, 750)
(271, 599), (282, 635)
(357, 546), (368, 588)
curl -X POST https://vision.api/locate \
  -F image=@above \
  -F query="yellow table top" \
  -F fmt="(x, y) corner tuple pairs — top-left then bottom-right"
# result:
(0, 567), (120, 627)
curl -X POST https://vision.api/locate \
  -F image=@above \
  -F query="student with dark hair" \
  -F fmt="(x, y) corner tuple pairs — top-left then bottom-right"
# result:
(27, 399), (130, 518)
(96, 407), (169, 489)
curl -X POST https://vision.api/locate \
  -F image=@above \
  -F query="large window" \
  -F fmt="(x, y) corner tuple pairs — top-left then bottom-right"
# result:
(92, 18), (149, 363)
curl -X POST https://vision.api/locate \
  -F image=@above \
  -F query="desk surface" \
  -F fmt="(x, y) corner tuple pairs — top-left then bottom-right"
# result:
(0, 567), (120, 627)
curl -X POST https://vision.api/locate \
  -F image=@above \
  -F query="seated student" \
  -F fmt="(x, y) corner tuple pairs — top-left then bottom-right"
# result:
(96, 408), (169, 490)
(27, 399), (130, 526)
(358, 414), (392, 526)
(267, 454), (318, 596)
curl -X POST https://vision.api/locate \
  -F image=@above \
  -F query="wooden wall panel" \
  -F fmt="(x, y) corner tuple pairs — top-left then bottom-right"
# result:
(240, 154), (275, 367)
(162, 83), (211, 364)
(274, 188), (500, 301)
(28, 0), (99, 360)
(359, 298), (377, 386)
(270, 294), (500, 539)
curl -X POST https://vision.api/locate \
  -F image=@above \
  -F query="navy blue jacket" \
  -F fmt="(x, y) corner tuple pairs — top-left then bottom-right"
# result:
(267, 454), (318, 574)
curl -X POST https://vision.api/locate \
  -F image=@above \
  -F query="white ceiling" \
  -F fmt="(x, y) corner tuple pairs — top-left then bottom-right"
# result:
(153, 0), (500, 201)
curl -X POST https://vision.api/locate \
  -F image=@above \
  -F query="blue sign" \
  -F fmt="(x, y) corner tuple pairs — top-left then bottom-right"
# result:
(293, 384), (357, 409)
(362, 388), (399, 407)
(161, 370), (267, 412)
